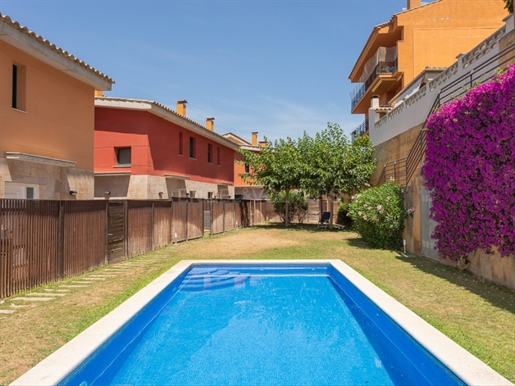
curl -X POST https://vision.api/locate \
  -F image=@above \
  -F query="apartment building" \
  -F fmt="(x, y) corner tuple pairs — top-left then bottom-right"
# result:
(349, 0), (507, 157)
(0, 13), (113, 199)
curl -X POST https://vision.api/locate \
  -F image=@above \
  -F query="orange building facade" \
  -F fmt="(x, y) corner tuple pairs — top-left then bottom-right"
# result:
(0, 13), (113, 199)
(349, 0), (507, 139)
(94, 98), (238, 199)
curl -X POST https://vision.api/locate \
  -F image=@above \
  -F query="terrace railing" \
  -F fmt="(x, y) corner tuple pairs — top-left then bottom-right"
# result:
(351, 119), (369, 143)
(351, 60), (398, 110)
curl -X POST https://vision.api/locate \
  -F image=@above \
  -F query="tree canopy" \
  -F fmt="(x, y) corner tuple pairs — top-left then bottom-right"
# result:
(299, 123), (375, 199)
(239, 137), (304, 226)
(239, 122), (376, 226)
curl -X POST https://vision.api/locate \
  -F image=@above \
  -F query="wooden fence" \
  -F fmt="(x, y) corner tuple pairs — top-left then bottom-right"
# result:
(0, 198), (275, 298)
(0, 197), (335, 298)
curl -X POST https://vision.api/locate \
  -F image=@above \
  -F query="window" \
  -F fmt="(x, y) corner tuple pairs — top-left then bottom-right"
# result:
(189, 137), (196, 158)
(207, 144), (212, 163)
(179, 132), (183, 155)
(26, 187), (34, 199)
(116, 147), (131, 166)
(217, 147), (221, 165)
(189, 191), (196, 198)
(208, 192), (213, 199)
(245, 163), (250, 174)
(12, 64), (26, 111)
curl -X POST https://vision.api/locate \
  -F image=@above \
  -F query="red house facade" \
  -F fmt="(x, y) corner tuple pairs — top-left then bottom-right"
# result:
(94, 98), (237, 199)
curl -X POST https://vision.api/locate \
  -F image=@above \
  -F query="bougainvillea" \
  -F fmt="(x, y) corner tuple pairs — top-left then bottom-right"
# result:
(347, 182), (413, 250)
(422, 64), (515, 260)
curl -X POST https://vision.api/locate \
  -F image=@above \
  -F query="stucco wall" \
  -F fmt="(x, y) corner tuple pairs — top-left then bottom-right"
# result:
(371, 124), (422, 186)
(0, 41), (95, 170)
(396, 0), (507, 83)
(95, 108), (234, 184)
(0, 158), (94, 199)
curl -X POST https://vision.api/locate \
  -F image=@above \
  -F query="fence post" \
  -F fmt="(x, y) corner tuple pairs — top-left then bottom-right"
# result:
(170, 199), (174, 244)
(123, 200), (128, 259)
(202, 199), (205, 238)
(186, 199), (189, 241)
(151, 201), (155, 251)
(57, 200), (65, 279)
(104, 200), (109, 265)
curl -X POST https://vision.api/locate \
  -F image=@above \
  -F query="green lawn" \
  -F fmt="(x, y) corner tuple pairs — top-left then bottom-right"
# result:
(1, 224), (514, 384)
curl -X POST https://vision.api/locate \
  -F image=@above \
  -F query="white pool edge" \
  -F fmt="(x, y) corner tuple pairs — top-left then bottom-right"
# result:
(11, 259), (512, 386)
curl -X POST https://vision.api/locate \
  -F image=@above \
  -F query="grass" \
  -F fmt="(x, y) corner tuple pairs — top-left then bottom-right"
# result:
(1, 224), (514, 384)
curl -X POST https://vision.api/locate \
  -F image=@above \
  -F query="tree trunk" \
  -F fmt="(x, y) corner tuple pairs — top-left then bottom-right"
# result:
(285, 188), (290, 227)
(329, 193), (334, 226)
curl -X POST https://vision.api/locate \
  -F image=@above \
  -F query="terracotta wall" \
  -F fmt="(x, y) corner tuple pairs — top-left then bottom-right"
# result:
(94, 108), (234, 184)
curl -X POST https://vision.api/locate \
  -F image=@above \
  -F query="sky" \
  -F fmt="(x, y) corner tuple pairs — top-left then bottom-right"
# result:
(0, 0), (412, 142)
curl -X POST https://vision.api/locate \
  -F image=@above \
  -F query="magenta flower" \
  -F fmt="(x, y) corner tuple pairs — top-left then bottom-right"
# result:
(421, 63), (515, 260)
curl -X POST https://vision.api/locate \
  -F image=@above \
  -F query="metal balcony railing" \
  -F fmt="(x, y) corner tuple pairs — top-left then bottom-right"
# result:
(350, 119), (369, 143)
(350, 60), (398, 110)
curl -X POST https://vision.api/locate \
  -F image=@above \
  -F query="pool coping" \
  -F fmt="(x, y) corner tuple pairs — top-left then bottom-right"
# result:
(11, 259), (512, 386)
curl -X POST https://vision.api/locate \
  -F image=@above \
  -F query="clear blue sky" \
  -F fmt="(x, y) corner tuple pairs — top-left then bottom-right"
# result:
(0, 0), (410, 142)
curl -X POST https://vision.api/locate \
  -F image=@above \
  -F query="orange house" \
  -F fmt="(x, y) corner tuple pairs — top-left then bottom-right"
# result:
(94, 98), (238, 199)
(223, 131), (267, 200)
(0, 13), (113, 199)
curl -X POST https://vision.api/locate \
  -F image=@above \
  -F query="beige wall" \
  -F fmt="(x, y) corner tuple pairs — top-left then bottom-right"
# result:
(500, 23), (515, 69)
(469, 249), (515, 290)
(371, 123), (422, 186)
(94, 175), (235, 200)
(0, 158), (94, 199)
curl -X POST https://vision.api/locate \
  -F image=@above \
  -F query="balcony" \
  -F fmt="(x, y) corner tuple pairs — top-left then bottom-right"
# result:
(350, 119), (369, 143)
(351, 60), (398, 112)
(350, 46), (400, 114)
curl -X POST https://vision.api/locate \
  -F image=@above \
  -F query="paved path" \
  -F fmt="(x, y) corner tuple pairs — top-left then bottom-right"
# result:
(0, 255), (170, 316)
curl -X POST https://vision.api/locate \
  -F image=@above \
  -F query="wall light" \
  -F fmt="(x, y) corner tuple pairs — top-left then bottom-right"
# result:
(104, 190), (111, 196)
(69, 190), (77, 196)
(158, 192), (164, 199)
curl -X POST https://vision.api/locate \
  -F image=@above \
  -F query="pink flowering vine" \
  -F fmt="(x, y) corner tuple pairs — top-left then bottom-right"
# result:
(422, 64), (515, 260)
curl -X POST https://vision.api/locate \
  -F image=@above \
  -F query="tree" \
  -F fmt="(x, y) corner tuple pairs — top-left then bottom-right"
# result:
(504, 0), (513, 13)
(239, 137), (304, 227)
(298, 123), (376, 224)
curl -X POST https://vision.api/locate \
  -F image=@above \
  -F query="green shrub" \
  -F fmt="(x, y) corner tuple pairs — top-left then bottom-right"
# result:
(270, 191), (308, 224)
(347, 182), (413, 250)
(336, 201), (353, 228)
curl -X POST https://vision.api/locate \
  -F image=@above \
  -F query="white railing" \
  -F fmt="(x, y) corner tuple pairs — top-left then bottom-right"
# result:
(370, 21), (511, 146)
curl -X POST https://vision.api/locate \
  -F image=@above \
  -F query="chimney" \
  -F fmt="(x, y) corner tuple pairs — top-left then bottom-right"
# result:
(94, 90), (104, 97)
(176, 100), (187, 116)
(251, 132), (258, 146)
(259, 141), (267, 147)
(407, 0), (421, 9)
(370, 95), (380, 109)
(206, 117), (215, 131)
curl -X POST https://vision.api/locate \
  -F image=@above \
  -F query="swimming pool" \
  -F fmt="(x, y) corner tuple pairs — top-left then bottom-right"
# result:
(12, 260), (511, 385)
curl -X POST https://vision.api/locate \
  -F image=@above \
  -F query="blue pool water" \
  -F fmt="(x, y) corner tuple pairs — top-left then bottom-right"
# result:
(62, 264), (464, 385)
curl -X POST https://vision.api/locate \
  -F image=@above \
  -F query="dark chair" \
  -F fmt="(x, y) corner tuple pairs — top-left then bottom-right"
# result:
(317, 212), (331, 229)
